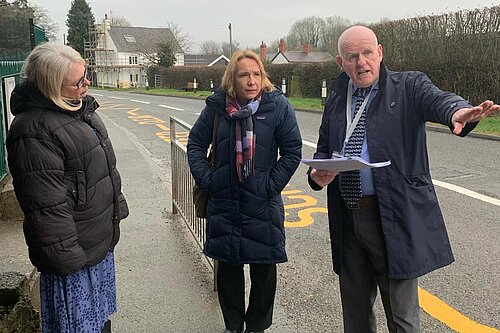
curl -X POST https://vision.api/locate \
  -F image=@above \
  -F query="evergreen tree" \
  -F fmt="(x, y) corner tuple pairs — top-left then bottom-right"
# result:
(66, 0), (94, 54)
(156, 42), (176, 67)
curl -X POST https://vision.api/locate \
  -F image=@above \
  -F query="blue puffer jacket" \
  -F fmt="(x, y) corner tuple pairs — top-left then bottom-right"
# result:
(187, 87), (302, 264)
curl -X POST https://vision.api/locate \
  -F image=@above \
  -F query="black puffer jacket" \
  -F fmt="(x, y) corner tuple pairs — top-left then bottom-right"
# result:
(6, 81), (128, 276)
(187, 88), (302, 264)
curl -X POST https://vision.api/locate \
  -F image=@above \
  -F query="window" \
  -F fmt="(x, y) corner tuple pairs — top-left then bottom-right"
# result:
(129, 56), (138, 64)
(124, 35), (136, 43)
(130, 74), (138, 82)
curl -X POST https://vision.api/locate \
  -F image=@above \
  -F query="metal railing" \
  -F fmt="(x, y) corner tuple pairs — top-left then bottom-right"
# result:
(169, 116), (214, 268)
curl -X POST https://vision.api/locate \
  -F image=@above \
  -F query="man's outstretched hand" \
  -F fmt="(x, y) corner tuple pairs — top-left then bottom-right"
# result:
(452, 100), (500, 135)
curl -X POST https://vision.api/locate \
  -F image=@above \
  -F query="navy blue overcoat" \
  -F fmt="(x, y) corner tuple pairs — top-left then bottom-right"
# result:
(310, 65), (477, 279)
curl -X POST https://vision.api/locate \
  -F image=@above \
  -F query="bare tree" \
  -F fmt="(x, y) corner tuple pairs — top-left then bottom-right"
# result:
(32, 5), (59, 41)
(199, 40), (221, 54)
(320, 16), (351, 53)
(110, 15), (130, 27)
(221, 40), (240, 57)
(287, 16), (325, 50)
(163, 20), (192, 53)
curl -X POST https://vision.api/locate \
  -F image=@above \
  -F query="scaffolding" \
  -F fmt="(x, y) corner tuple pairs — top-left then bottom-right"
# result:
(84, 17), (146, 88)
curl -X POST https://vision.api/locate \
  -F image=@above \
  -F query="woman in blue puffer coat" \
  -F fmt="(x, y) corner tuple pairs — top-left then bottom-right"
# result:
(187, 50), (302, 333)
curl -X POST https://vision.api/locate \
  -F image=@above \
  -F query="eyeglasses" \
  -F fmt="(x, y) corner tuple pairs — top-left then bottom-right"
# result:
(72, 68), (91, 89)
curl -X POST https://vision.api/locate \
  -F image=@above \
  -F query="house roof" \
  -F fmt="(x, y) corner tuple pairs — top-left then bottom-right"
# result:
(207, 55), (229, 66)
(184, 54), (229, 66)
(107, 26), (182, 53)
(271, 51), (334, 63)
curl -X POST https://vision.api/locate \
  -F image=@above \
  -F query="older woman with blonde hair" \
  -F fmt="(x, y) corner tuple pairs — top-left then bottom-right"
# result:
(7, 42), (128, 333)
(187, 50), (302, 333)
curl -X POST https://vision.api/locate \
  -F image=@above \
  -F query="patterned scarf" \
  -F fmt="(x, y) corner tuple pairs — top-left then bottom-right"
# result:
(226, 94), (261, 182)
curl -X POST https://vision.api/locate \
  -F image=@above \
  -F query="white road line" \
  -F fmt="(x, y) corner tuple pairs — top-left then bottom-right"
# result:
(302, 140), (317, 149)
(301, 139), (499, 206)
(92, 93), (104, 96)
(108, 96), (124, 100)
(158, 104), (184, 111)
(131, 99), (150, 104)
(432, 179), (500, 207)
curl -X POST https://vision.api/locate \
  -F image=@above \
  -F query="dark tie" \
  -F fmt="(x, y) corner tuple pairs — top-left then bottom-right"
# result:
(340, 87), (370, 207)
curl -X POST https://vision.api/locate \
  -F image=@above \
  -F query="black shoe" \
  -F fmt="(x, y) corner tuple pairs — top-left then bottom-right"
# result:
(244, 330), (264, 333)
(223, 330), (242, 333)
(101, 320), (111, 333)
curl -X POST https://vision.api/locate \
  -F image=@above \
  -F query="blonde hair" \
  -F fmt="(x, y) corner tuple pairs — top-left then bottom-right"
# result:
(21, 42), (85, 111)
(221, 50), (274, 98)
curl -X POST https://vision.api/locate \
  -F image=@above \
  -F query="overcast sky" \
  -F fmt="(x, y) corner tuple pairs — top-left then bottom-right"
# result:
(31, 0), (497, 52)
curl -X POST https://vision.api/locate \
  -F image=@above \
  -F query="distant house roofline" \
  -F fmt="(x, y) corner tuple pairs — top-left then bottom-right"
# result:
(208, 54), (229, 66)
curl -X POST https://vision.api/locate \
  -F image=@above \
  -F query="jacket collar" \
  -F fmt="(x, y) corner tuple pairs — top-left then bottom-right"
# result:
(206, 87), (280, 115)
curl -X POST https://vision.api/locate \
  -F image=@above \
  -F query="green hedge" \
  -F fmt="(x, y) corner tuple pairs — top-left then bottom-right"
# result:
(150, 62), (341, 98)
(150, 6), (500, 104)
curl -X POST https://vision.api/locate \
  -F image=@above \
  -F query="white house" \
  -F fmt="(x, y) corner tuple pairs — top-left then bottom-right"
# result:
(85, 15), (183, 88)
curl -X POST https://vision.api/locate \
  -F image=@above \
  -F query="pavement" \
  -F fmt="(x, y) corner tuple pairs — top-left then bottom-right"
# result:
(102, 112), (295, 333)
(0, 113), (224, 332)
(92, 114), (225, 332)
(0, 109), (297, 332)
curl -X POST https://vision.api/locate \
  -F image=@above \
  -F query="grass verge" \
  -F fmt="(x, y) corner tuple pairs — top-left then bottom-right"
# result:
(95, 87), (499, 136)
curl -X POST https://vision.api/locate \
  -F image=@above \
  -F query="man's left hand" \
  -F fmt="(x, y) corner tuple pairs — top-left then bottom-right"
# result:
(452, 100), (500, 135)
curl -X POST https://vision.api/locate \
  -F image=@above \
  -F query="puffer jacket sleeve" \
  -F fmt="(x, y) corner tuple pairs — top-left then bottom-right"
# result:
(7, 131), (87, 276)
(187, 106), (215, 189)
(267, 94), (302, 197)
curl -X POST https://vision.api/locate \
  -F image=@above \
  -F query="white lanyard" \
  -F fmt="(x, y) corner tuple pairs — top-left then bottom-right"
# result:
(343, 80), (374, 149)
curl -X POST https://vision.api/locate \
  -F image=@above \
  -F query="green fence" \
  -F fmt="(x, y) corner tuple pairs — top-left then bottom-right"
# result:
(0, 61), (23, 182)
(33, 24), (49, 46)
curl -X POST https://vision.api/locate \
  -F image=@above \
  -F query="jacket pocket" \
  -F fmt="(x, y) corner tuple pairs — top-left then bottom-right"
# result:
(64, 171), (87, 211)
(404, 175), (430, 187)
(403, 174), (442, 230)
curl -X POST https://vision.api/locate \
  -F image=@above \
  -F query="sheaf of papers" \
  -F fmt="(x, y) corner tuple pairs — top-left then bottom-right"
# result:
(301, 157), (391, 172)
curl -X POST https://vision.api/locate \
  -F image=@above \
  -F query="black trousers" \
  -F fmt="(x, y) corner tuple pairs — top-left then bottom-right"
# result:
(339, 198), (420, 333)
(217, 261), (277, 331)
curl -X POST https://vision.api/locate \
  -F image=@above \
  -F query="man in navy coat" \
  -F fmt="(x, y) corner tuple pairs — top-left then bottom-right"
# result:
(308, 25), (499, 333)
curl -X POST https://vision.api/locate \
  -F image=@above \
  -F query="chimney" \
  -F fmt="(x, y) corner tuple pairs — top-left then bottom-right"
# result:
(303, 43), (311, 54)
(104, 14), (111, 31)
(260, 41), (267, 63)
(278, 38), (286, 53)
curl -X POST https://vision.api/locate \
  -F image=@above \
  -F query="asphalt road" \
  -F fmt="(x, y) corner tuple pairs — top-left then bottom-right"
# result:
(92, 89), (500, 333)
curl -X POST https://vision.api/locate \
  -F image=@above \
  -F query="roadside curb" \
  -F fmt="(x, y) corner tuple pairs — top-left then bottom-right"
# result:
(424, 124), (500, 141)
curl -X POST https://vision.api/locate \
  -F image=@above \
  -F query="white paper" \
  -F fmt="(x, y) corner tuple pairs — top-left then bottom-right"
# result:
(301, 157), (391, 172)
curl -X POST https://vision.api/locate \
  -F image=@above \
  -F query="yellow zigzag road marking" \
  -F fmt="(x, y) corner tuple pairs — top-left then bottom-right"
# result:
(112, 101), (498, 333)
(419, 288), (499, 333)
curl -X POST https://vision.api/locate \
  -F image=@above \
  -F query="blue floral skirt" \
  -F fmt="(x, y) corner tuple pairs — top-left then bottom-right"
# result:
(40, 251), (117, 333)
